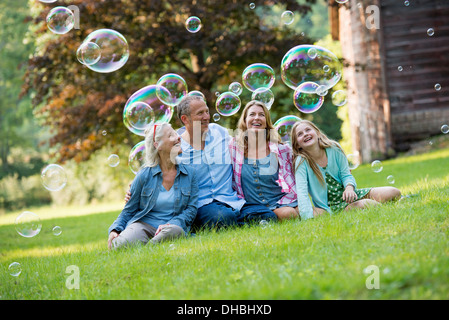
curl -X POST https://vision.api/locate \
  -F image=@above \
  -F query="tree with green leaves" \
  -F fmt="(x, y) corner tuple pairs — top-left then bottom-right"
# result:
(0, 0), (41, 177)
(22, 0), (323, 163)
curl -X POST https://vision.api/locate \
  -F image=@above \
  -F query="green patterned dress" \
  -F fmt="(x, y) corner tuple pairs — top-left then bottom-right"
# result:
(325, 171), (371, 212)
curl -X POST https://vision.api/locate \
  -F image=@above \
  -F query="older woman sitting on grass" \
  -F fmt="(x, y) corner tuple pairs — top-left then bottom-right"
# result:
(108, 122), (199, 250)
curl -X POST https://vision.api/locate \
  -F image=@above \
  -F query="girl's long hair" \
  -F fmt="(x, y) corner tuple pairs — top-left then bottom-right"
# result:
(235, 100), (282, 157)
(291, 120), (344, 184)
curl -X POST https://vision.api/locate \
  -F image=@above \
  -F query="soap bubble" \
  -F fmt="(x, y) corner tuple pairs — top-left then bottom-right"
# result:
(185, 16), (202, 33)
(371, 160), (383, 173)
(229, 82), (243, 96)
(216, 92), (242, 116)
(187, 90), (206, 101)
(242, 63), (276, 92)
(316, 85), (328, 97)
(76, 42), (101, 66)
(52, 226), (62, 236)
(332, 90), (348, 106)
(213, 113), (221, 122)
(46, 6), (75, 34)
(39, 0), (58, 3)
(336, 0), (349, 3)
(281, 11), (294, 25)
(124, 85), (174, 136)
(441, 124), (449, 134)
(387, 175), (395, 184)
(434, 83), (441, 91)
(252, 87), (275, 109)
(347, 153), (360, 170)
(15, 211), (42, 238)
(156, 74), (188, 107)
(108, 154), (120, 167)
(281, 45), (342, 91)
(249, 3), (256, 9)
(123, 101), (155, 136)
(427, 28), (434, 36)
(274, 115), (302, 145)
(8, 262), (22, 277)
(398, 66), (403, 72)
(129, 141), (146, 174)
(259, 220), (269, 229)
(41, 164), (67, 191)
(293, 82), (324, 113)
(404, 1), (410, 6)
(81, 29), (129, 73)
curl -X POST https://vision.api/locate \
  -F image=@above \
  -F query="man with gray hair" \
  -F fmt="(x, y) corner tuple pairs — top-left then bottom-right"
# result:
(176, 95), (277, 230)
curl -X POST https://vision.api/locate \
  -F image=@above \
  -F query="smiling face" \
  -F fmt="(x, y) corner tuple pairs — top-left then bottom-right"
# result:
(183, 99), (210, 135)
(245, 105), (267, 130)
(294, 122), (319, 150)
(157, 125), (182, 156)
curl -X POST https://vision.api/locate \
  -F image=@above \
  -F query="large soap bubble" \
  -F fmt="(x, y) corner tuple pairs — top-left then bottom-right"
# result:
(15, 211), (42, 238)
(129, 141), (146, 174)
(274, 115), (302, 145)
(242, 63), (276, 92)
(81, 29), (129, 73)
(281, 45), (342, 91)
(156, 74), (188, 107)
(46, 6), (75, 35)
(123, 101), (155, 136)
(293, 82), (324, 113)
(124, 85), (173, 136)
(41, 164), (67, 191)
(215, 92), (241, 116)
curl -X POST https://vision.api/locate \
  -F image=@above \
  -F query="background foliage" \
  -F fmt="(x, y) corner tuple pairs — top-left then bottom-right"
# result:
(1, 0), (348, 212)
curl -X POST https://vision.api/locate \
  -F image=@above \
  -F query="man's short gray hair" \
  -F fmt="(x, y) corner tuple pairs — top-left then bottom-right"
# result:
(177, 95), (204, 121)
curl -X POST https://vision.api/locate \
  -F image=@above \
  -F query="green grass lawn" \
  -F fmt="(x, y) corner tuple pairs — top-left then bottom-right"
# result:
(1, 148), (449, 300)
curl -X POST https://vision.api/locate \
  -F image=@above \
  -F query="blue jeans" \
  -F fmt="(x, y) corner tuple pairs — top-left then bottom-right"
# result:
(193, 200), (239, 230)
(193, 200), (277, 230)
(237, 203), (278, 225)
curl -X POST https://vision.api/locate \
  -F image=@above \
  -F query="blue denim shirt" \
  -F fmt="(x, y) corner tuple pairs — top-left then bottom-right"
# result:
(177, 123), (245, 210)
(108, 163), (198, 234)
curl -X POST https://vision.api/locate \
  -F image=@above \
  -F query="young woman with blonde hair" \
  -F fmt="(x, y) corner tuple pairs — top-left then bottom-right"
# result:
(291, 120), (401, 220)
(229, 100), (298, 221)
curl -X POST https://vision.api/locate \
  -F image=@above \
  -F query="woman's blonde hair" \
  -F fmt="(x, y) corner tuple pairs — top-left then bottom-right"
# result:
(143, 122), (171, 168)
(235, 100), (282, 156)
(291, 120), (344, 184)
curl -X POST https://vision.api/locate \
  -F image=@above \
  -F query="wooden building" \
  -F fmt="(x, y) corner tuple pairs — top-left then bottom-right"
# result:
(329, 0), (449, 162)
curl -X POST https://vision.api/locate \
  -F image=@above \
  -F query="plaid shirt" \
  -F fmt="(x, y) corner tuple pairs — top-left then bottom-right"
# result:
(229, 138), (297, 205)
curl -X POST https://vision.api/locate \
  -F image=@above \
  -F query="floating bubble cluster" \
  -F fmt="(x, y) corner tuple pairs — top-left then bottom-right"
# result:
(123, 85), (173, 136)
(281, 45), (342, 92)
(79, 29), (129, 73)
